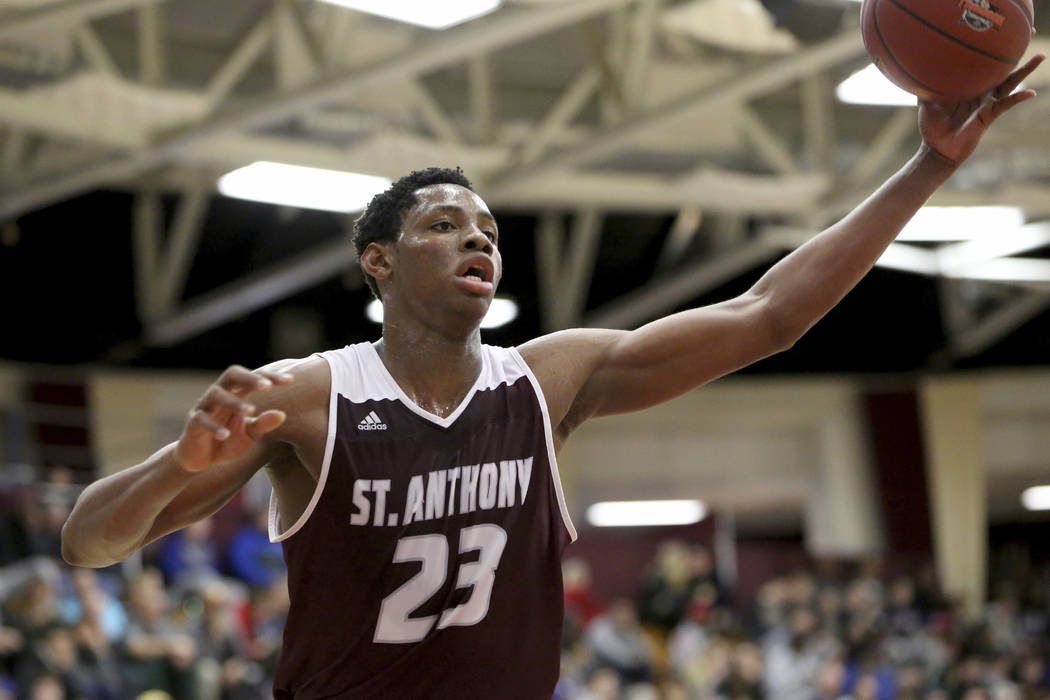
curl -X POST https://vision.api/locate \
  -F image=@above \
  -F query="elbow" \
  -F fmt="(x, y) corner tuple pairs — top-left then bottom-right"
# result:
(60, 514), (121, 569)
(60, 520), (88, 567)
(752, 292), (807, 354)
(60, 518), (94, 568)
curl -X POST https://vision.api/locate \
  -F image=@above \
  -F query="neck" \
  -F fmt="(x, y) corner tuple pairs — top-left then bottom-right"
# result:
(375, 318), (483, 418)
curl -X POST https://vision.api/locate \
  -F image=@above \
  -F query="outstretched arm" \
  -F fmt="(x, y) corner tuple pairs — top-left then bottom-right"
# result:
(61, 361), (322, 568)
(522, 56), (1043, 436)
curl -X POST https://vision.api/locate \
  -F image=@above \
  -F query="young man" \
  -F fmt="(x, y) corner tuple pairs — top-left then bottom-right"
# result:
(62, 57), (1043, 699)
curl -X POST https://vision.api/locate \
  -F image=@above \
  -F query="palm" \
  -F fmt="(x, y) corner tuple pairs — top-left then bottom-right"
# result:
(917, 54), (1044, 166)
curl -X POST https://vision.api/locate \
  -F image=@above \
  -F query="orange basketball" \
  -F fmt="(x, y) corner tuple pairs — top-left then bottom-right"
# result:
(861, 0), (1035, 101)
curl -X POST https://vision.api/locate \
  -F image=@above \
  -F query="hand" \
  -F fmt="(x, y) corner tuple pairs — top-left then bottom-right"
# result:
(919, 54), (1044, 166)
(175, 365), (294, 473)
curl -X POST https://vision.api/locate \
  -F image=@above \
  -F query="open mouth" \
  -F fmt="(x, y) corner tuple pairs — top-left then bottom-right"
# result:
(456, 258), (494, 284)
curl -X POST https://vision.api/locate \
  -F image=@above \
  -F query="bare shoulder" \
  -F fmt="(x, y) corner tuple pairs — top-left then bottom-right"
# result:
(517, 328), (626, 441)
(255, 355), (331, 444)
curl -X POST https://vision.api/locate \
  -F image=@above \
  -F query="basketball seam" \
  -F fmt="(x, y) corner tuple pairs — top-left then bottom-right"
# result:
(884, 0), (1017, 65)
(872, 0), (956, 99)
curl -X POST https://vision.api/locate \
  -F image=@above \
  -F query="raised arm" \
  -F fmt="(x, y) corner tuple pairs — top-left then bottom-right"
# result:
(61, 360), (325, 568)
(523, 56), (1043, 437)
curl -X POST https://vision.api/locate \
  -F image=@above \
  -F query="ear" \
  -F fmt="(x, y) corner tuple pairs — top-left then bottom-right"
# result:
(360, 241), (395, 282)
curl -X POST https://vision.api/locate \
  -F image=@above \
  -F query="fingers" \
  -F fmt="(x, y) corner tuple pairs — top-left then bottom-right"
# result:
(216, 365), (295, 396)
(186, 408), (232, 441)
(185, 364), (294, 444)
(991, 88), (1037, 116)
(200, 385), (257, 417)
(245, 410), (287, 441)
(994, 54), (1045, 99)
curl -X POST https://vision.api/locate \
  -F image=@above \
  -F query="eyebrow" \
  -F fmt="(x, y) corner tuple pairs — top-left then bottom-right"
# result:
(428, 204), (497, 225)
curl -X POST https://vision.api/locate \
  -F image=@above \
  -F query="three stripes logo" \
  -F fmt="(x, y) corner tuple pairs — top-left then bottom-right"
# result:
(357, 410), (388, 431)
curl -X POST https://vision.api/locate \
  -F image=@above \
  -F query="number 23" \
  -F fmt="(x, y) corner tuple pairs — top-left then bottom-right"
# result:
(374, 524), (508, 644)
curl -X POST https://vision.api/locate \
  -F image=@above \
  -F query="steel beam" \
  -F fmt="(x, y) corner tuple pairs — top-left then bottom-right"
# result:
(75, 23), (120, 76)
(535, 212), (565, 333)
(468, 53), (495, 144)
(488, 29), (865, 195)
(585, 238), (778, 329)
(137, 3), (165, 86)
(0, 0), (639, 220)
(146, 236), (359, 346)
(948, 291), (1050, 357)
(557, 209), (604, 329)
(0, 0), (166, 39)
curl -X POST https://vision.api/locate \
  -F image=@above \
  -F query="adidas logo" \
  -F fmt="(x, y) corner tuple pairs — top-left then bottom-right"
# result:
(357, 410), (388, 431)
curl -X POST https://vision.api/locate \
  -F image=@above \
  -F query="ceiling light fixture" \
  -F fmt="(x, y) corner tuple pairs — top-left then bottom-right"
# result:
(316, 0), (502, 30)
(836, 64), (916, 106)
(1021, 486), (1050, 511)
(218, 162), (391, 213)
(898, 206), (1025, 242)
(366, 297), (519, 328)
(585, 499), (707, 527)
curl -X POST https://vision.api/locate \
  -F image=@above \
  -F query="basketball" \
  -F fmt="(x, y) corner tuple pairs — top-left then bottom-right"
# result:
(861, 0), (1035, 101)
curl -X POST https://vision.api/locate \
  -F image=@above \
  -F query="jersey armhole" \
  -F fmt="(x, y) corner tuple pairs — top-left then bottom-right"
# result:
(269, 350), (341, 542)
(508, 347), (578, 543)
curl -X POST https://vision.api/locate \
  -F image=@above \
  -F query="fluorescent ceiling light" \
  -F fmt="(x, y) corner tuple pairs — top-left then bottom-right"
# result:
(316, 0), (501, 29)
(218, 162), (391, 213)
(943, 257), (1050, 283)
(898, 206), (1024, 242)
(366, 297), (519, 328)
(836, 64), (916, 106)
(1022, 486), (1050, 511)
(586, 499), (707, 527)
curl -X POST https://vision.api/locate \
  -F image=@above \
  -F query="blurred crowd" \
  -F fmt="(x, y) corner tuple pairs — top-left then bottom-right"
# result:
(0, 468), (286, 700)
(2, 467), (1050, 700)
(557, 542), (1050, 700)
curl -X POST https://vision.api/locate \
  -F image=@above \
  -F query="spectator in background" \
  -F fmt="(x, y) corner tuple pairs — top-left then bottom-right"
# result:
(637, 541), (696, 637)
(763, 606), (839, 700)
(716, 640), (765, 699)
(59, 570), (125, 644)
(118, 569), (198, 698)
(189, 580), (264, 700)
(563, 558), (605, 638)
(3, 575), (61, 646)
(14, 624), (101, 700)
(157, 520), (222, 598)
(586, 599), (655, 687)
(244, 577), (288, 683)
(226, 507), (284, 589)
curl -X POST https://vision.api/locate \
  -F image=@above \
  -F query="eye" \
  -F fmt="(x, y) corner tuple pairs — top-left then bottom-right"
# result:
(484, 230), (498, 243)
(431, 220), (454, 232)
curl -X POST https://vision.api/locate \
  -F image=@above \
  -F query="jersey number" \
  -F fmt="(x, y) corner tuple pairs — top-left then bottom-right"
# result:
(373, 524), (508, 644)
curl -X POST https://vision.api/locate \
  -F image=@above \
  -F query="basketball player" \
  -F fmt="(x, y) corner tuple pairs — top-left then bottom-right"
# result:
(62, 55), (1043, 699)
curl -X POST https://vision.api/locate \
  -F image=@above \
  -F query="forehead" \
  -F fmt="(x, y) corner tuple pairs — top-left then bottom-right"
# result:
(409, 183), (493, 219)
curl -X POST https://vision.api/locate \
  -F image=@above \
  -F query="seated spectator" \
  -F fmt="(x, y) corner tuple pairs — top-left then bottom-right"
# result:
(637, 541), (696, 636)
(716, 641), (765, 699)
(14, 625), (104, 700)
(563, 558), (604, 638)
(59, 569), (126, 644)
(763, 606), (839, 700)
(189, 580), (265, 700)
(157, 520), (222, 598)
(585, 599), (655, 687)
(118, 569), (198, 698)
(3, 575), (61, 646)
(226, 507), (284, 589)
(245, 577), (288, 681)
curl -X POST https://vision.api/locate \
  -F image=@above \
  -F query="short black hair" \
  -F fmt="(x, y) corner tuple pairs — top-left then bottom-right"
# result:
(352, 167), (474, 300)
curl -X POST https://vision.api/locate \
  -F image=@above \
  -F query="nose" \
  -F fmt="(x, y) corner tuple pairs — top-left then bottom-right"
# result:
(460, 228), (493, 255)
